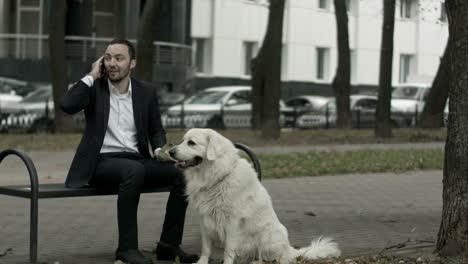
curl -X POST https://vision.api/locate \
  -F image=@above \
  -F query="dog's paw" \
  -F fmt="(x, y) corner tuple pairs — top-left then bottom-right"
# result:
(196, 256), (209, 264)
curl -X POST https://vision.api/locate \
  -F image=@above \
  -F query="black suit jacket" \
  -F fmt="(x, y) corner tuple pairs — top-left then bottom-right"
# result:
(60, 77), (166, 188)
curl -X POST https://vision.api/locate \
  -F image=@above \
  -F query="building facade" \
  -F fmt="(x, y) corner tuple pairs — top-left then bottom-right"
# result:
(0, 0), (449, 97)
(0, 0), (193, 93)
(190, 0), (448, 97)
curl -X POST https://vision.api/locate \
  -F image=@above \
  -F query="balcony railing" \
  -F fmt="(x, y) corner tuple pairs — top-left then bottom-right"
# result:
(0, 34), (193, 67)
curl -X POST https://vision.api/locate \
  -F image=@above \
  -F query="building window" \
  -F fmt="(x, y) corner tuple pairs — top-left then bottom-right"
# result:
(316, 47), (330, 81)
(242, 41), (258, 76)
(399, 54), (413, 83)
(400, 0), (416, 19)
(193, 38), (211, 74)
(440, 3), (447, 22)
(318, 0), (330, 10)
(15, 0), (43, 59)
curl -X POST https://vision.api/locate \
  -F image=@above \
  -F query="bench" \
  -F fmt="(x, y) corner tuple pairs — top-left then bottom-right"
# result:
(0, 143), (261, 264)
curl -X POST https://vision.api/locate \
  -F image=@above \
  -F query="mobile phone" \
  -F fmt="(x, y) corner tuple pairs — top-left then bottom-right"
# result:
(100, 58), (107, 77)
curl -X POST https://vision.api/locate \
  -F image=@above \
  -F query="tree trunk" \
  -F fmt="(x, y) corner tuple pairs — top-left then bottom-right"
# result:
(436, 0), (468, 260)
(251, 0), (285, 139)
(332, 0), (352, 128)
(135, 0), (161, 81)
(49, 0), (75, 133)
(418, 40), (450, 128)
(375, 0), (396, 138)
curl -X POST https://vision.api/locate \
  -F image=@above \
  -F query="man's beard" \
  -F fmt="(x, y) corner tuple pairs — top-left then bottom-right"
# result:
(108, 68), (131, 84)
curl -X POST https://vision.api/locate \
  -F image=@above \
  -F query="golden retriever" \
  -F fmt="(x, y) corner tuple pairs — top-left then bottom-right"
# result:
(170, 128), (341, 264)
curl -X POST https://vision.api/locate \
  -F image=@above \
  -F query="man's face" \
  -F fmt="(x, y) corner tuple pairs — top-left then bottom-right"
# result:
(103, 43), (136, 83)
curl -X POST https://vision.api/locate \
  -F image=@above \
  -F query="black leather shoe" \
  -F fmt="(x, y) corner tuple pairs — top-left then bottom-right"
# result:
(154, 241), (199, 263)
(115, 249), (153, 264)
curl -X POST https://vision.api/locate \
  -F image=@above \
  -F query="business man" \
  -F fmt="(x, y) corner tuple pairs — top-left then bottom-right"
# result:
(60, 39), (198, 264)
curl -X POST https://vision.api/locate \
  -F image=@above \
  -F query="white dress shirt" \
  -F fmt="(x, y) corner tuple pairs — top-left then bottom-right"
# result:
(81, 75), (139, 153)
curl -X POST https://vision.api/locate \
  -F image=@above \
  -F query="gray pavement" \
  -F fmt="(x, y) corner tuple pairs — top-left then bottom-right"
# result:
(0, 144), (444, 263)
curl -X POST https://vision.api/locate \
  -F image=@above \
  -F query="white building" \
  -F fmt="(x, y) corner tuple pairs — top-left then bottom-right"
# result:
(191, 0), (449, 96)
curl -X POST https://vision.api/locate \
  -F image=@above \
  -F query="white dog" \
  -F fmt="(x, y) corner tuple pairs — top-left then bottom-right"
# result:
(170, 128), (341, 264)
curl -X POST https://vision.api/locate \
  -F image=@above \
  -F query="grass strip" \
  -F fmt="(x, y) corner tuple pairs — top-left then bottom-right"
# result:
(0, 128), (446, 151)
(258, 148), (444, 179)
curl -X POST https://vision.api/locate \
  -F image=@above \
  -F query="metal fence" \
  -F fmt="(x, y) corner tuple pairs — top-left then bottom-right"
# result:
(0, 34), (193, 66)
(0, 104), (422, 133)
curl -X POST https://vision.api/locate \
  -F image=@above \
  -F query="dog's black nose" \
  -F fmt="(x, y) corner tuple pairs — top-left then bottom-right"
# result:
(169, 149), (176, 158)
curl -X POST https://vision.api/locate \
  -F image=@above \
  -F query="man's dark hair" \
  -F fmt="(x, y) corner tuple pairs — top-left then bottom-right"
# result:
(109, 38), (136, 60)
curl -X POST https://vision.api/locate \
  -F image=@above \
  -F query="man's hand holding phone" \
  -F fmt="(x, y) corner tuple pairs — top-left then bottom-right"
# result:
(88, 56), (105, 80)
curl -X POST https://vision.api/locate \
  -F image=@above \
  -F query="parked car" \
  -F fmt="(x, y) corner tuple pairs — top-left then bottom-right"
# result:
(3, 86), (53, 115)
(295, 95), (409, 128)
(285, 95), (330, 110)
(0, 92), (23, 113)
(158, 91), (186, 114)
(391, 83), (430, 113)
(0, 86), (54, 132)
(165, 86), (291, 128)
(0, 76), (38, 96)
(140, 81), (187, 114)
(284, 95), (331, 127)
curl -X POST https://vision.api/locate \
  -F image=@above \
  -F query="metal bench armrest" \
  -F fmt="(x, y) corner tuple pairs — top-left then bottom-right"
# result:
(0, 149), (39, 263)
(234, 143), (262, 180)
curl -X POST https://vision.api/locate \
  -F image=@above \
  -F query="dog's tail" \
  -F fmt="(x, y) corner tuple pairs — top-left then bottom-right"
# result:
(289, 236), (341, 261)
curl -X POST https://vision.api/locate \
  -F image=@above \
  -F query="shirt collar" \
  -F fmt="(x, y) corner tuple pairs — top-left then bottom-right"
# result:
(108, 79), (132, 97)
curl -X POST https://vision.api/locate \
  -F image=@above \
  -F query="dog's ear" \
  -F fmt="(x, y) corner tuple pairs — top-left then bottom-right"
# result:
(206, 129), (228, 161)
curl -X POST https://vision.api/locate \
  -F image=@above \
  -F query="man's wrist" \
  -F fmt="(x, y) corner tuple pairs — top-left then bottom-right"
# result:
(88, 73), (98, 81)
(81, 75), (95, 87)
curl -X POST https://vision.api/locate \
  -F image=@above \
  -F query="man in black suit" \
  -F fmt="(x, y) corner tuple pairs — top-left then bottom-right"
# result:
(60, 39), (198, 264)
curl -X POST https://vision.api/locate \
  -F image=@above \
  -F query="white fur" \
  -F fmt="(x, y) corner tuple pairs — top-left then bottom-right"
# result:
(173, 129), (341, 264)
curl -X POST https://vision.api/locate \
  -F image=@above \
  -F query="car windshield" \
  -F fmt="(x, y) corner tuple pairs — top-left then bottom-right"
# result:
(392, 86), (420, 99)
(22, 89), (51, 103)
(185, 91), (228, 104)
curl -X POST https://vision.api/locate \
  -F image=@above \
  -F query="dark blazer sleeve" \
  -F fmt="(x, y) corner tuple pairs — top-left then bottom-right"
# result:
(148, 87), (167, 151)
(60, 80), (93, 115)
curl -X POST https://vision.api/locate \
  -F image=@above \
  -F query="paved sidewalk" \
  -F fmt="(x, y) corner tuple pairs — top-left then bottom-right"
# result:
(0, 168), (442, 264)
(0, 144), (444, 263)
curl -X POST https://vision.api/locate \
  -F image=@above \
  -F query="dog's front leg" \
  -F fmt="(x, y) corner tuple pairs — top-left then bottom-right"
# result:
(196, 223), (212, 264)
(223, 226), (239, 264)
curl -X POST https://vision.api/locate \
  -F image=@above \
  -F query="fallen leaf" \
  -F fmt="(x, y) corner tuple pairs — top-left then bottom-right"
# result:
(304, 211), (316, 216)
(0, 248), (13, 257)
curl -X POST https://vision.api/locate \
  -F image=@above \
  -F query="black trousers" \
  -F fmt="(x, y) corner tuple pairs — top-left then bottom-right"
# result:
(90, 152), (188, 250)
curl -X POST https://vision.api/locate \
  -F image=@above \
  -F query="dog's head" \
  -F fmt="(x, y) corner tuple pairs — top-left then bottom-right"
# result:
(170, 128), (235, 169)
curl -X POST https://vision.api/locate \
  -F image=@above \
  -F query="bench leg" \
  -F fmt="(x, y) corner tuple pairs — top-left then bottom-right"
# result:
(30, 195), (38, 263)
